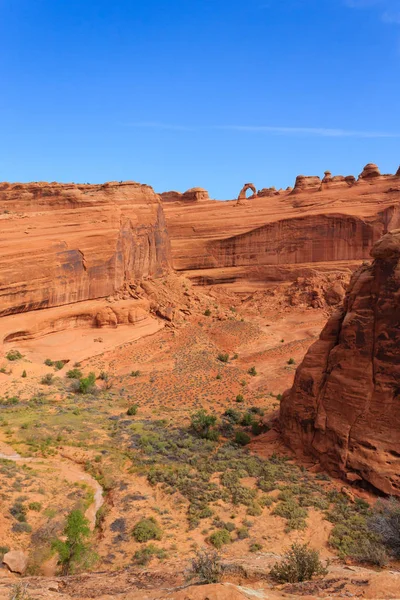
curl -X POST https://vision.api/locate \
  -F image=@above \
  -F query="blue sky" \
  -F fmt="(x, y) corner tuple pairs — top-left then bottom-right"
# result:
(0, 0), (399, 198)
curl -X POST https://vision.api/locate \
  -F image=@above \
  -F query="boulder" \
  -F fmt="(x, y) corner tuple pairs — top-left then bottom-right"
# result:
(3, 550), (28, 575)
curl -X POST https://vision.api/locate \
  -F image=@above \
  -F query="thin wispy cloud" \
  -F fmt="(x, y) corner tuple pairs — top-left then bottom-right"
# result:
(344, 0), (400, 24)
(126, 122), (400, 138)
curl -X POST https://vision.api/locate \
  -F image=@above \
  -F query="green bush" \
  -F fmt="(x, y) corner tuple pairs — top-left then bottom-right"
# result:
(44, 358), (54, 366)
(54, 361), (65, 371)
(131, 370), (141, 377)
(270, 543), (328, 583)
(6, 350), (22, 361)
(21, 370), (27, 378)
(249, 542), (263, 552)
(67, 368), (83, 379)
(191, 409), (218, 440)
(132, 517), (163, 543)
(133, 543), (167, 565)
(235, 394), (244, 403)
(237, 527), (249, 539)
(41, 373), (54, 386)
(223, 408), (241, 423)
(240, 412), (254, 426)
(217, 353), (229, 363)
(369, 497), (400, 559)
(287, 358), (296, 365)
(127, 404), (138, 416)
(28, 502), (42, 512)
(52, 509), (92, 575)
(204, 309), (211, 317)
(234, 431), (251, 446)
(248, 366), (257, 376)
(209, 529), (231, 549)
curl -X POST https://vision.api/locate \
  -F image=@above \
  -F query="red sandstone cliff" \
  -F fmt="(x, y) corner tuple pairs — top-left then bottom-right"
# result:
(162, 166), (400, 284)
(280, 230), (400, 495)
(0, 181), (171, 317)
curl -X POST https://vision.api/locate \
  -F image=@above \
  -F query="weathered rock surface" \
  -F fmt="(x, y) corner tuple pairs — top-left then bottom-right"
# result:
(3, 550), (28, 574)
(0, 181), (171, 317)
(359, 162), (381, 179)
(164, 166), (400, 281)
(160, 187), (209, 203)
(280, 230), (400, 495)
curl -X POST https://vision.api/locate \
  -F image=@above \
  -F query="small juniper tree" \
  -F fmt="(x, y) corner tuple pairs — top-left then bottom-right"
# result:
(52, 510), (91, 575)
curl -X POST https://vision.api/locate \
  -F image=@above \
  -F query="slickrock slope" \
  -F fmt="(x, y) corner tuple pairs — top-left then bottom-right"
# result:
(162, 166), (400, 283)
(280, 230), (400, 495)
(0, 181), (171, 317)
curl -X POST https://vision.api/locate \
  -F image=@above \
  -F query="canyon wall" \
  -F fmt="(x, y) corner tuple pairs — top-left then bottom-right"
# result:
(162, 167), (400, 283)
(0, 181), (171, 317)
(280, 230), (400, 495)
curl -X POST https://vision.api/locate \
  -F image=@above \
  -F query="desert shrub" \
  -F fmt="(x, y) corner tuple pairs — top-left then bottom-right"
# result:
(131, 370), (141, 377)
(217, 353), (229, 363)
(248, 366), (257, 376)
(12, 522), (32, 533)
(270, 543), (328, 583)
(127, 404), (138, 416)
(352, 537), (388, 567)
(235, 394), (244, 403)
(191, 409), (218, 440)
(70, 373), (96, 394)
(224, 408), (241, 423)
(204, 309), (211, 317)
(273, 497), (307, 531)
(327, 497), (374, 558)
(132, 517), (162, 543)
(28, 502), (42, 512)
(0, 546), (10, 560)
(234, 431), (251, 446)
(6, 350), (22, 361)
(98, 371), (109, 381)
(369, 497), (400, 559)
(237, 527), (249, 539)
(251, 422), (269, 436)
(247, 502), (262, 516)
(287, 358), (296, 365)
(249, 542), (262, 552)
(133, 543), (167, 565)
(240, 412), (254, 426)
(67, 368), (82, 379)
(21, 370), (27, 378)
(8, 583), (34, 600)
(187, 548), (222, 584)
(44, 358), (54, 366)
(10, 501), (27, 522)
(209, 529), (231, 549)
(54, 361), (64, 371)
(41, 373), (54, 386)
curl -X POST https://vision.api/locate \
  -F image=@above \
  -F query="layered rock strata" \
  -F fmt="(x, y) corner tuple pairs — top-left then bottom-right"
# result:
(0, 181), (171, 317)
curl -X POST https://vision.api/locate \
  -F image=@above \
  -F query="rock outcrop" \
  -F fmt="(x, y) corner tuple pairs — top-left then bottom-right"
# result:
(163, 165), (400, 281)
(160, 187), (209, 203)
(280, 230), (400, 495)
(0, 181), (171, 317)
(359, 163), (381, 179)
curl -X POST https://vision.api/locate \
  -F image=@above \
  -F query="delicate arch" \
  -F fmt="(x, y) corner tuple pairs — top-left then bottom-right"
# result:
(238, 183), (256, 200)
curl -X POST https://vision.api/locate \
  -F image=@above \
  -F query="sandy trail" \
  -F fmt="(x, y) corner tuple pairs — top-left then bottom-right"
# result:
(0, 441), (103, 529)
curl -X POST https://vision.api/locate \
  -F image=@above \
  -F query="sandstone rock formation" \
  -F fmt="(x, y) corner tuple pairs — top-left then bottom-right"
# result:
(160, 187), (209, 203)
(163, 165), (400, 285)
(0, 181), (171, 317)
(3, 550), (28, 574)
(359, 163), (381, 179)
(238, 183), (256, 200)
(280, 230), (400, 495)
(291, 175), (321, 194)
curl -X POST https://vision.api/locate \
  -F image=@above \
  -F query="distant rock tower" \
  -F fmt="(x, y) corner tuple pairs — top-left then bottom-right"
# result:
(359, 163), (381, 179)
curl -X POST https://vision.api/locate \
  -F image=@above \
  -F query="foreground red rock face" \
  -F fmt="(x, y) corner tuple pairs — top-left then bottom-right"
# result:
(0, 181), (171, 316)
(280, 230), (400, 495)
